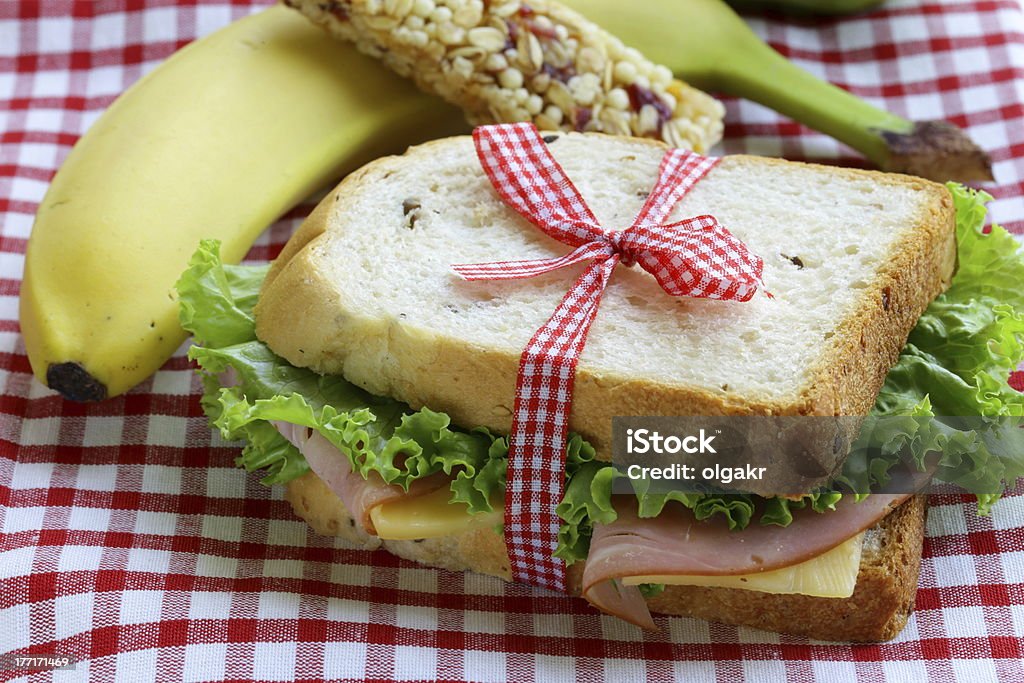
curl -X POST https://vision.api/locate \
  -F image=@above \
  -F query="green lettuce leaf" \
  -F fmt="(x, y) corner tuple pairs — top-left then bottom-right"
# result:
(555, 459), (619, 562)
(839, 184), (1024, 511)
(638, 583), (665, 598)
(176, 240), (498, 513)
(177, 239), (269, 349)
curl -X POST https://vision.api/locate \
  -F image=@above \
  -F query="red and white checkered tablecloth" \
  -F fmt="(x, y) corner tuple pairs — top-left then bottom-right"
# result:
(1, 1), (1023, 681)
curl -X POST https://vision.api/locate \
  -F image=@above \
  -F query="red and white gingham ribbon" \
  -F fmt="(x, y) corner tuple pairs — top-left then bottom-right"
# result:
(454, 123), (768, 591)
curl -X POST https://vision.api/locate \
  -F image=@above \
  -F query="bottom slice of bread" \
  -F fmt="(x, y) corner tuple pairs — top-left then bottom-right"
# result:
(285, 472), (926, 642)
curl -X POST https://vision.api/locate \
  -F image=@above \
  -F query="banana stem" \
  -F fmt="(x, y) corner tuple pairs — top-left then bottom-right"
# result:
(568, 0), (992, 181)
(692, 32), (912, 166)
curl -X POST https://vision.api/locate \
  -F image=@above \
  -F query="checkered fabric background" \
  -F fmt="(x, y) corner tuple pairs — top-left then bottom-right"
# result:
(1, 0), (1023, 681)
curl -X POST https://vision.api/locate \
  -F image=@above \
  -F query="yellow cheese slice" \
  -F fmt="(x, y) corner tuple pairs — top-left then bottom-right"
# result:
(621, 532), (864, 598)
(373, 491), (862, 599)
(370, 486), (503, 541)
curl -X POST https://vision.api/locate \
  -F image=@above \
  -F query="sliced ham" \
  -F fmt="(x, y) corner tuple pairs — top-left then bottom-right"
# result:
(272, 421), (449, 534)
(583, 575), (658, 631)
(581, 484), (922, 629)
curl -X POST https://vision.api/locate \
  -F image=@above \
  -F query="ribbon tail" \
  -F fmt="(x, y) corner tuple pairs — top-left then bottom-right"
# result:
(504, 255), (618, 592)
(452, 242), (611, 281)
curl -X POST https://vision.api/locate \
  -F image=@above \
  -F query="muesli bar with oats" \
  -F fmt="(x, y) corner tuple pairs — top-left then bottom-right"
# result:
(283, 0), (725, 152)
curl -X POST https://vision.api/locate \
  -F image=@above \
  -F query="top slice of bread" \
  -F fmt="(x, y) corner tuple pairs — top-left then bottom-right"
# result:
(255, 133), (956, 456)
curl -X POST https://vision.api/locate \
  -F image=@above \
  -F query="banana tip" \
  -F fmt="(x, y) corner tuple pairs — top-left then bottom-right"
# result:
(46, 362), (108, 402)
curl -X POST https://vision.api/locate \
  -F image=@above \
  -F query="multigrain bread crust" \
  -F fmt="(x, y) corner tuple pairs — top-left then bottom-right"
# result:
(256, 133), (957, 457)
(286, 471), (927, 642)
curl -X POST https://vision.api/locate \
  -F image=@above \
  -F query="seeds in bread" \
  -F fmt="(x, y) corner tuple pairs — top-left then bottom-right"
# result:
(285, 471), (927, 642)
(282, 0), (724, 152)
(255, 133), (956, 457)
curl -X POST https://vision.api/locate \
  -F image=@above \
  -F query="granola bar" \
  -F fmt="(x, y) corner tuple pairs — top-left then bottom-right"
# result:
(284, 0), (725, 152)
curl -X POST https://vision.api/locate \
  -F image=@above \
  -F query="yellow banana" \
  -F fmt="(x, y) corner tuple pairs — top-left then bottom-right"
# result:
(20, 6), (460, 401)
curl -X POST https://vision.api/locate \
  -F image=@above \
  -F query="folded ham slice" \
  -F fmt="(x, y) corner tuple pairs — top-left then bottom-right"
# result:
(581, 491), (915, 629)
(272, 421), (450, 535)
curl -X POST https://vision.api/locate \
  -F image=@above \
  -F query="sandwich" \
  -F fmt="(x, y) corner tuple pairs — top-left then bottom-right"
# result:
(177, 132), (1024, 641)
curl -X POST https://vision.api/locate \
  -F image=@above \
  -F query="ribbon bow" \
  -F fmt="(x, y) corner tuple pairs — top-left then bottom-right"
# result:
(453, 123), (767, 591)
